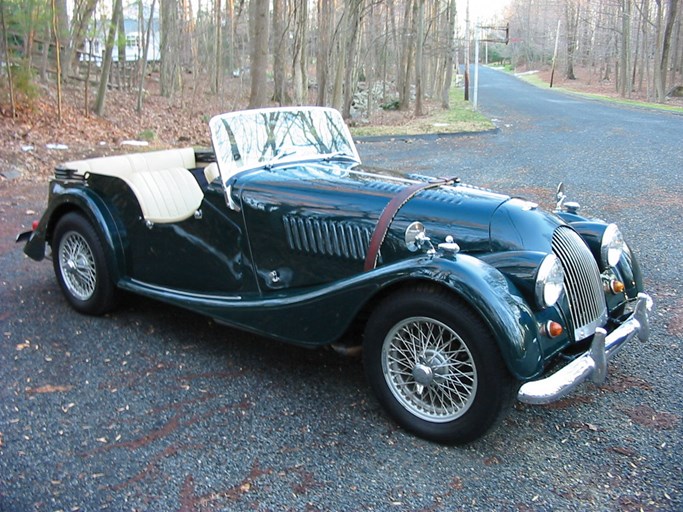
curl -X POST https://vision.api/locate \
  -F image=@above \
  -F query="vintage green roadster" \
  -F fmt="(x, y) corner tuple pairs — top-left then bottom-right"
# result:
(18, 106), (652, 444)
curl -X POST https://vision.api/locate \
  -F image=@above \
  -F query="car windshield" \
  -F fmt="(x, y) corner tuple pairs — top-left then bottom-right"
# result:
(209, 107), (360, 181)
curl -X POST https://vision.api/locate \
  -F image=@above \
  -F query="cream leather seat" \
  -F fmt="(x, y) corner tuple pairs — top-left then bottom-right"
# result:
(127, 167), (204, 223)
(203, 162), (220, 184)
(63, 148), (204, 224)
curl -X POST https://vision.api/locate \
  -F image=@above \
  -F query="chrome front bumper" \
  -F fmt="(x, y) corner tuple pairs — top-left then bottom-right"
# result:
(517, 293), (653, 405)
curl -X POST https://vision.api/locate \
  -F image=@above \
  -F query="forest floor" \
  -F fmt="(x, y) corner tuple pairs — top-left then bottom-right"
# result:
(528, 65), (683, 109)
(1, 65), (680, 185)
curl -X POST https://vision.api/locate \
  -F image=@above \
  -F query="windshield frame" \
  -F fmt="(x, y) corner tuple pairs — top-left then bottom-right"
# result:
(209, 106), (361, 185)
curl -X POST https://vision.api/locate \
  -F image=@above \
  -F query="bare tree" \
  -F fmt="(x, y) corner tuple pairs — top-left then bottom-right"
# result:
(160, 0), (180, 97)
(316, 0), (333, 106)
(441, 0), (456, 109)
(272, 0), (288, 104)
(292, 0), (308, 105)
(137, 0), (157, 113)
(565, 0), (579, 80)
(655, 0), (679, 100)
(95, 0), (123, 116)
(248, 0), (270, 108)
(414, 0), (425, 115)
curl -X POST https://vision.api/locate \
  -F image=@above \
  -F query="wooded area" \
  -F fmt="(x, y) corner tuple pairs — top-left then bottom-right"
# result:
(507, 0), (682, 101)
(0, 0), (681, 124)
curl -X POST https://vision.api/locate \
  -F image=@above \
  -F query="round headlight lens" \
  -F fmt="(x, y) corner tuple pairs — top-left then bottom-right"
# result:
(601, 223), (624, 268)
(535, 254), (565, 308)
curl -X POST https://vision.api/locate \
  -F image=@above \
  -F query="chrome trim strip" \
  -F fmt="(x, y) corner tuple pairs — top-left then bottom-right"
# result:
(126, 278), (242, 302)
(517, 293), (653, 405)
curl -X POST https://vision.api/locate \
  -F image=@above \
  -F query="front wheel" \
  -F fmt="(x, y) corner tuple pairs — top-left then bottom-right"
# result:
(52, 212), (119, 315)
(363, 286), (516, 444)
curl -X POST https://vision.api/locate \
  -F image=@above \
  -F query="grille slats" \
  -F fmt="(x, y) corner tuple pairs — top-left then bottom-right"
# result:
(552, 227), (607, 340)
(283, 215), (372, 262)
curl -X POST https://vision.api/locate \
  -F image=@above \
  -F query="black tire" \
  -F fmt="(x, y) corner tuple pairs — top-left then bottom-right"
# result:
(52, 212), (119, 315)
(363, 285), (516, 444)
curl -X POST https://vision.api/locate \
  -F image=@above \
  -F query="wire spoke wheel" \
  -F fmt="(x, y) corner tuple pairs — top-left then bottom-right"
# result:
(52, 213), (119, 316)
(363, 286), (514, 444)
(58, 231), (97, 301)
(382, 317), (477, 422)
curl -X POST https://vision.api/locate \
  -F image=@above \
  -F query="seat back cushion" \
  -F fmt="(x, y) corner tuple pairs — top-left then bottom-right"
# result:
(128, 167), (204, 223)
(63, 148), (196, 178)
(203, 162), (220, 184)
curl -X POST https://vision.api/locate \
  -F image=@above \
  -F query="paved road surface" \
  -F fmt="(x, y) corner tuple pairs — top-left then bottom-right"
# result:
(1, 68), (682, 511)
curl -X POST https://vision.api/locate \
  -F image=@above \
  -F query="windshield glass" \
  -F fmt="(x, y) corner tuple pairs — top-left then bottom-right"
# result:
(209, 107), (360, 182)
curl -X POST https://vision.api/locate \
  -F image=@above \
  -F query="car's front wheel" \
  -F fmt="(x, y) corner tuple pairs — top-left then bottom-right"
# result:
(363, 286), (516, 444)
(52, 212), (119, 315)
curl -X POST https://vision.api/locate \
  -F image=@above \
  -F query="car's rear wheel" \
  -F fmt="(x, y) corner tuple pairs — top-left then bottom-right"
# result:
(52, 212), (118, 315)
(363, 286), (516, 444)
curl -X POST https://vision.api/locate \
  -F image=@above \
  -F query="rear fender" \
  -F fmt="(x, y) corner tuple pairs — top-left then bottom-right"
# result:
(23, 182), (125, 282)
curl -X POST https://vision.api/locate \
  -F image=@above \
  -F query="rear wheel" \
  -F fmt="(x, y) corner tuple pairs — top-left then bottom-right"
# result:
(363, 286), (516, 444)
(52, 212), (119, 315)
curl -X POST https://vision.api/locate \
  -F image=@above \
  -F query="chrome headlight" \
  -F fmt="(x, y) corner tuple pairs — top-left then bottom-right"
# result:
(535, 254), (565, 308)
(601, 223), (624, 268)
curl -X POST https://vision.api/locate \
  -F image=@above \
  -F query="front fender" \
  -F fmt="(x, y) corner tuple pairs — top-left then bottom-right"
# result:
(568, 220), (644, 298)
(404, 254), (543, 380)
(23, 181), (125, 282)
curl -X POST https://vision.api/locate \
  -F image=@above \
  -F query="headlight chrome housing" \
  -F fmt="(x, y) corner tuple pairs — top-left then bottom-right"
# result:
(601, 223), (624, 268)
(535, 254), (565, 308)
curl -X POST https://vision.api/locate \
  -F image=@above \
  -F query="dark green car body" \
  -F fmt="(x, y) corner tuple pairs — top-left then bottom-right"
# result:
(19, 107), (651, 443)
(22, 156), (642, 380)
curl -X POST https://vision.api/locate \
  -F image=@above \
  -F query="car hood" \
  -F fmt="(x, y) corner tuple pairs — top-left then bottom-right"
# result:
(237, 162), (563, 265)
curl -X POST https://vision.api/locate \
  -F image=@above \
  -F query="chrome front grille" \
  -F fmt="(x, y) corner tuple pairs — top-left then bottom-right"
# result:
(552, 226), (607, 340)
(283, 215), (372, 261)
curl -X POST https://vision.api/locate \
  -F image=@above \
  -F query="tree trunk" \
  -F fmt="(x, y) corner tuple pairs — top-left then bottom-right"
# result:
(213, 0), (222, 94)
(657, 0), (679, 99)
(441, 0), (456, 109)
(0, 0), (16, 117)
(619, 0), (632, 97)
(54, 0), (68, 83)
(272, 0), (288, 104)
(292, 0), (308, 105)
(51, 0), (63, 122)
(342, 0), (363, 119)
(565, 0), (579, 80)
(414, 0), (425, 116)
(160, 0), (179, 98)
(248, 0), (270, 109)
(66, 0), (98, 80)
(398, 0), (413, 110)
(116, 0), (127, 90)
(137, 0), (156, 113)
(95, 0), (123, 116)
(316, 0), (333, 106)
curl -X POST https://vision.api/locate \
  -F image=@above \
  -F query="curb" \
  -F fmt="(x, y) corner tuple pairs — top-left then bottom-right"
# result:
(354, 127), (499, 143)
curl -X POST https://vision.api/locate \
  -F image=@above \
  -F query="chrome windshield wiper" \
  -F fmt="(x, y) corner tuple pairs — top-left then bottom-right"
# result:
(263, 149), (297, 170)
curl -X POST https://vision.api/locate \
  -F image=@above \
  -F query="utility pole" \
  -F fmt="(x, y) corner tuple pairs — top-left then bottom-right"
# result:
(550, 19), (561, 88)
(464, 0), (470, 101)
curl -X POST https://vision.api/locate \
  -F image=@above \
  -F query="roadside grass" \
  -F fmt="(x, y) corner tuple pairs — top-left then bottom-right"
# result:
(516, 71), (683, 113)
(350, 88), (494, 137)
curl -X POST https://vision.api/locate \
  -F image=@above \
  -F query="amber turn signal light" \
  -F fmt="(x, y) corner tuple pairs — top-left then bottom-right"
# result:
(610, 280), (625, 294)
(545, 321), (564, 338)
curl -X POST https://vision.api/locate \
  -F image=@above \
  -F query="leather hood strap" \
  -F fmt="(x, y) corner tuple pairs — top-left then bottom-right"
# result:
(363, 177), (458, 272)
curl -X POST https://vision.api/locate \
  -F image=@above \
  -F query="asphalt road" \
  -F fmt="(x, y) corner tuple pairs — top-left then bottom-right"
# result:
(2, 68), (682, 511)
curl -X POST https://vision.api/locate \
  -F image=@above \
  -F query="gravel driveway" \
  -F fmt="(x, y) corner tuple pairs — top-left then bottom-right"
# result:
(1, 68), (681, 511)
